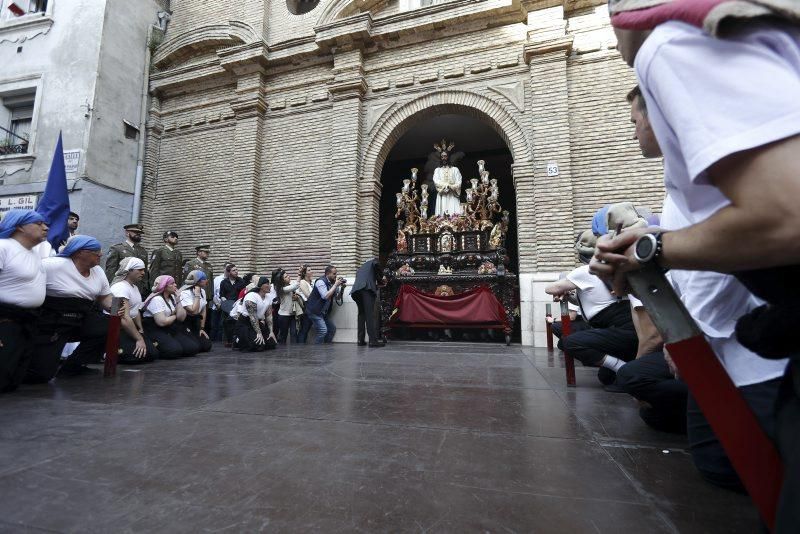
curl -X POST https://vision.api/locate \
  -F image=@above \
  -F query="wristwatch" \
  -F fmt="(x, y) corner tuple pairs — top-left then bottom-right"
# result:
(634, 232), (666, 266)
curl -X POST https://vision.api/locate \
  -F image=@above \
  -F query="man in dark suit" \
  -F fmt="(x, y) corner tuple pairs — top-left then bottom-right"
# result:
(351, 258), (386, 347)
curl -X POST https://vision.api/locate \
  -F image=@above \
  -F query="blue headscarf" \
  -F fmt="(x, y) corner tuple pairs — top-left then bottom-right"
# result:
(592, 205), (610, 236)
(0, 209), (46, 239)
(57, 235), (101, 257)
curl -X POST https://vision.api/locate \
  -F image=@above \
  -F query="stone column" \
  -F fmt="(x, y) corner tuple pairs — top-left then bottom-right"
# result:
(524, 23), (575, 273)
(228, 68), (267, 272)
(524, 7), (575, 346)
(327, 48), (367, 274)
(141, 95), (164, 250)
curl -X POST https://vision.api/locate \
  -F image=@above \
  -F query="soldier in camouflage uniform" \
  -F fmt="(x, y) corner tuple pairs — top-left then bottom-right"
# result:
(105, 223), (149, 299)
(149, 230), (184, 285)
(183, 245), (214, 328)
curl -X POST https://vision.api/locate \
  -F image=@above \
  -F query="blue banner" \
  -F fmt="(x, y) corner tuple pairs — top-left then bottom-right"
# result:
(36, 132), (70, 247)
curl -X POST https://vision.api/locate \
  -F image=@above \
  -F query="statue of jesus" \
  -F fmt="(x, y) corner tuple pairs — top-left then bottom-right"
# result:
(432, 140), (463, 216)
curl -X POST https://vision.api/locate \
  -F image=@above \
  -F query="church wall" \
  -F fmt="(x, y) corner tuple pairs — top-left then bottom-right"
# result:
(142, 1), (668, 345)
(259, 104), (335, 273)
(266, 0), (323, 46)
(145, 124), (238, 261)
(565, 4), (664, 234)
(167, 0), (268, 39)
(567, 53), (665, 234)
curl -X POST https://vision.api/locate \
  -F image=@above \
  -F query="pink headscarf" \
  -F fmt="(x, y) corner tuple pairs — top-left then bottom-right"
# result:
(142, 275), (175, 312)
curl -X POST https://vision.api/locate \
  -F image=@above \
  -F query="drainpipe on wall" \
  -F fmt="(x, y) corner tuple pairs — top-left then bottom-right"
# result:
(131, 23), (154, 223)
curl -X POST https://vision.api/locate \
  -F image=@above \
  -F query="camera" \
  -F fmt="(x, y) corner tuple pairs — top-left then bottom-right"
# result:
(337, 277), (347, 285)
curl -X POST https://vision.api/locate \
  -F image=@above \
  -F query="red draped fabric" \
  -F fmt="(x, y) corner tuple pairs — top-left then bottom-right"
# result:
(388, 284), (509, 330)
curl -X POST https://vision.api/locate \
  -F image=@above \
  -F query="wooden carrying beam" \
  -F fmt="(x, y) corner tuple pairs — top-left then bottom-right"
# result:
(560, 300), (576, 387)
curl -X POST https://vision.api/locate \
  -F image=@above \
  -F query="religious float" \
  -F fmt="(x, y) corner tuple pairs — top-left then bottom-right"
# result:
(381, 140), (519, 345)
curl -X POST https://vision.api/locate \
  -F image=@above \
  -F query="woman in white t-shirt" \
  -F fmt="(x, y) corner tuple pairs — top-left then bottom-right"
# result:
(26, 235), (115, 382)
(142, 275), (200, 358)
(272, 268), (301, 344)
(178, 270), (213, 353)
(234, 275), (277, 352)
(108, 257), (158, 364)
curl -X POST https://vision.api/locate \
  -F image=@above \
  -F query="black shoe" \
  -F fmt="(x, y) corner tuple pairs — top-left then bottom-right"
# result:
(357, 341), (367, 346)
(368, 341), (386, 348)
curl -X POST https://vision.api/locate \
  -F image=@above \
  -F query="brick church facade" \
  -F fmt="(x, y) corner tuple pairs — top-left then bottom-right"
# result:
(140, 0), (664, 344)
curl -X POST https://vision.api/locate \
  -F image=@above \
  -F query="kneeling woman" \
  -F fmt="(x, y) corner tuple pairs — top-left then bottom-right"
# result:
(142, 275), (199, 358)
(109, 257), (158, 363)
(179, 270), (213, 353)
(235, 276), (277, 351)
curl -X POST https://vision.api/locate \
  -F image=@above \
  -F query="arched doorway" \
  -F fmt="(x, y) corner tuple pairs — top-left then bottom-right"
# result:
(358, 92), (534, 343)
(357, 90), (534, 270)
(378, 113), (518, 279)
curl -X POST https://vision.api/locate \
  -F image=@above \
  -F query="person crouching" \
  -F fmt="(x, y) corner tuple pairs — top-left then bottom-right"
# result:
(234, 276), (277, 352)
(27, 236), (114, 382)
(141, 275), (199, 358)
(108, 257), (159, 364)
(178, 270), (213, 353)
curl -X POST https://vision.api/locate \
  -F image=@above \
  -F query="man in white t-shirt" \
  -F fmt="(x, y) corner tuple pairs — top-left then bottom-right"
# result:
(545, 250), (638, 387)
(592, 7), (800, 527)
(0, 209), (49, 392)
(610, 90), (788, 488)
(26, 236), (113, 383)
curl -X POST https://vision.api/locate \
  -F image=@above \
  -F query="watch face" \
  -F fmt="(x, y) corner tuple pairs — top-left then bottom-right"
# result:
(635, 235), (655, 261)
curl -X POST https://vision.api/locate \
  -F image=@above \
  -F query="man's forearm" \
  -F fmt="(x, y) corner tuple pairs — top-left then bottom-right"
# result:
(120, 315), (142, 341)
(661, 205), (800, 272)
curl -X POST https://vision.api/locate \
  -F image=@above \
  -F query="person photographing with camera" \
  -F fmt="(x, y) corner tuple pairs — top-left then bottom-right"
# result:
(304, 265), (346, 344)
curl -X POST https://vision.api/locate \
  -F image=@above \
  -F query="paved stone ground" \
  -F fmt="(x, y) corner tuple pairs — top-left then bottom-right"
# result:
(0, 343), (760, 533)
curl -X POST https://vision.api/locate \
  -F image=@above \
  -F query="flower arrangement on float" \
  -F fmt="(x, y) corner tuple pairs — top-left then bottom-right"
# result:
(477, 261), (497, 275)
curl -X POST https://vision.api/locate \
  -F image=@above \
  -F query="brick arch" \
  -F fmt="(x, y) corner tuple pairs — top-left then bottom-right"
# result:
(153, 21), (258, 70)
(356, 90), (533, 261)
(361, 90), (532, 187)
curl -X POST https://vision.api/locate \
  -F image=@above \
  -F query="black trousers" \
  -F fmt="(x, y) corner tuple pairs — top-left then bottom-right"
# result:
(561, 325), (638, 366)
(118, 330), (159, 364)
(143, 319), (199, 359)
(552, 317), (589, 342)
(0, 316), (35, 393)
(185, 315), (212, 353)
(776, 361), (800, 534)
(353, 290), (378, 344)
(275, 314), (297, 344)
(223, 317), (236, 344)
(616, 352), (688, 434)
(234, 317), (276, 352)
(297, 314), (312, 344)
(26, 302), (108, 383)
(687, 377), (781, 493)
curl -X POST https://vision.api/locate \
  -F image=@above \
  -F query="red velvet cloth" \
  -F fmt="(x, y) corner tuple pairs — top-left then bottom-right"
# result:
(388, 284), (509, 330)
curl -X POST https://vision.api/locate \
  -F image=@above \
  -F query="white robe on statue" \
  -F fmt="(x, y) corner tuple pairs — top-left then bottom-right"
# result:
(433, 166), (463, 216)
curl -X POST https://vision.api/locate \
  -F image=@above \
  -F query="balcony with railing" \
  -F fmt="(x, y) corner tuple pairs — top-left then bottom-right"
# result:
(0, 125), (29, 156)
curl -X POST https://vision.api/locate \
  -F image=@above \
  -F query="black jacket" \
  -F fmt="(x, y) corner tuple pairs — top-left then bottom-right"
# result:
(351, 259), (383, 296)
(219, 277), (245, 301)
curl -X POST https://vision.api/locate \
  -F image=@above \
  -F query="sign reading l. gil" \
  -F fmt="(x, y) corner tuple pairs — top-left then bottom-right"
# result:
(0, 194), (37, 215)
